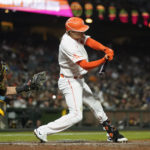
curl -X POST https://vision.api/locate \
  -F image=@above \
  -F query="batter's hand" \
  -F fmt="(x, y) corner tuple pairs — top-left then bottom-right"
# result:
(104, 48), (114, 55)
(105, 53), (113, 61)
(104, 48), (114, 61)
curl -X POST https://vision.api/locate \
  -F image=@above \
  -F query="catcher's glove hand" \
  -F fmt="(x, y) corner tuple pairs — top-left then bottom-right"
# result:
(29, 71), (47, 90)
(16, 71), (47, 94)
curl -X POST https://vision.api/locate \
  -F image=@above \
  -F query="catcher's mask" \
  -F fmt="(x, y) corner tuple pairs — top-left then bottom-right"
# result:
(0, 61), (9, 82)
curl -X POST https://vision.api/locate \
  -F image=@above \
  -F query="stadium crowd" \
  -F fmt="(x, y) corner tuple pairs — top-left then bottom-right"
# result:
(1, 31), (150, 111)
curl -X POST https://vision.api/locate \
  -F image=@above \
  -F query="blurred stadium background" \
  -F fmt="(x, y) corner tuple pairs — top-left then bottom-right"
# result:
(0, 0), (150, 132)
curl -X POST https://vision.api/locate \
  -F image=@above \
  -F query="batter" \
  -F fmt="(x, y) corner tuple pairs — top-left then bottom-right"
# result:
(34, 17), (128, 143)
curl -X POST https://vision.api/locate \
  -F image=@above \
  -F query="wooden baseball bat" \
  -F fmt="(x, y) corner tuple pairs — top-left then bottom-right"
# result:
(98, 59), (108, 75)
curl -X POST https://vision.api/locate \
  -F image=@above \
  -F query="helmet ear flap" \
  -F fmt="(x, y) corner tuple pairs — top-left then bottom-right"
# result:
(65, 22), (71, 32)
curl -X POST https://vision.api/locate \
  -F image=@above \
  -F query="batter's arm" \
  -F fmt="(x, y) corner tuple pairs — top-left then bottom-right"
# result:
(85, 37), (106, 51)
(85, 38), (114, 61)
(76, 58), (106, 70)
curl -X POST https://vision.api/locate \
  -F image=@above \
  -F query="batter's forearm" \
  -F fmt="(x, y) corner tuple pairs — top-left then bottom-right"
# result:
(85, 37), (107, 52)
(77, 58), (106, 70)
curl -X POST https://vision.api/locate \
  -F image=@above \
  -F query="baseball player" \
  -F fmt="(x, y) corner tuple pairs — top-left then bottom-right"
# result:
(0, 61), (46, 117)
(34, 17), (128, 143)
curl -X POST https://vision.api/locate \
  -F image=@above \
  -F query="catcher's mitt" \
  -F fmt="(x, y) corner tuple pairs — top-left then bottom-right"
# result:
(29, 71), (47, 90)
(16, 71), (47, 94)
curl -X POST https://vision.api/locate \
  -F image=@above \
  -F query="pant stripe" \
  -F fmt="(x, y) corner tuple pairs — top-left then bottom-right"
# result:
(67, 79), (77, 112)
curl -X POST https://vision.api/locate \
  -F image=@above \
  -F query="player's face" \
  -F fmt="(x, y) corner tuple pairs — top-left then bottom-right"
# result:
(69, 31), (84, 40)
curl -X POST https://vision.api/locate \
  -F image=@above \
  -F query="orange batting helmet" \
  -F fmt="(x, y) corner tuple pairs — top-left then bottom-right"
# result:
(65, 17), (89, 32)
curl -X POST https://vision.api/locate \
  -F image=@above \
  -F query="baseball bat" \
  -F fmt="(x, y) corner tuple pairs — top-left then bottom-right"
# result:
(98, 59), (108, 75)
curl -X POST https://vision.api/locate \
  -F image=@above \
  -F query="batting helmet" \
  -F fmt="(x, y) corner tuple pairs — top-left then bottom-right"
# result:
(65, 17), (89, 32)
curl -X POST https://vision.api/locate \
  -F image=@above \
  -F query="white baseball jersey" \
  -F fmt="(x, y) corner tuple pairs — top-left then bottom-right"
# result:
(59, 33), (89, 77)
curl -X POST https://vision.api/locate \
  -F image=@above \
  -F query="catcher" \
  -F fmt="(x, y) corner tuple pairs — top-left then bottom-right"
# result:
(0, 61), (46, 117)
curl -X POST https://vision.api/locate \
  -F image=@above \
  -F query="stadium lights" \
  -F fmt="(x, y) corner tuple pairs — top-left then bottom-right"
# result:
(5, 9), (9, 13)
(85, 18), (93, 23)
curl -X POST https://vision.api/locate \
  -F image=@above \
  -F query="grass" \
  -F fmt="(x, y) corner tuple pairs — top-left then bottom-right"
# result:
(0, 131), (150, 142)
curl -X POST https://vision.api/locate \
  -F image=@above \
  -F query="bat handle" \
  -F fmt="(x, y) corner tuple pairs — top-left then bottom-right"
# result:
(99, 59), (108, 75)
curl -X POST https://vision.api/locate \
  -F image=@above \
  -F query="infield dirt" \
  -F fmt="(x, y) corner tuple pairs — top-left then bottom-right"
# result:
(0, 141), (150, 150)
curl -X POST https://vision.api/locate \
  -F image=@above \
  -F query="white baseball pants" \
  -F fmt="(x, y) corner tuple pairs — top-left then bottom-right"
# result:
(37, 77), (108, 135)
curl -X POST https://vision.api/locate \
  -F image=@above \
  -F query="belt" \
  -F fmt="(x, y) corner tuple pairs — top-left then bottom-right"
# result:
(60, 74), (83, 79)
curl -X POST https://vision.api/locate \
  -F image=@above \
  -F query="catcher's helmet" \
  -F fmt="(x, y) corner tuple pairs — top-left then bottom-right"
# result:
(65, 17), (89, 32)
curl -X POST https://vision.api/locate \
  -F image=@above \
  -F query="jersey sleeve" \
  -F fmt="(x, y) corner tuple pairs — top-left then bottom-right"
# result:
(84, 35), (90, 45)
(61, 42), (85, 63)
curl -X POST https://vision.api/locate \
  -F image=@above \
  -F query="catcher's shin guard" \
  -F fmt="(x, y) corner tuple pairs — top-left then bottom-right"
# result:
(102, 120), (119, 142)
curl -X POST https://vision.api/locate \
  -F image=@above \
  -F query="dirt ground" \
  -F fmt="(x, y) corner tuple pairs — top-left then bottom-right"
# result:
(0, 141), (150, 150)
